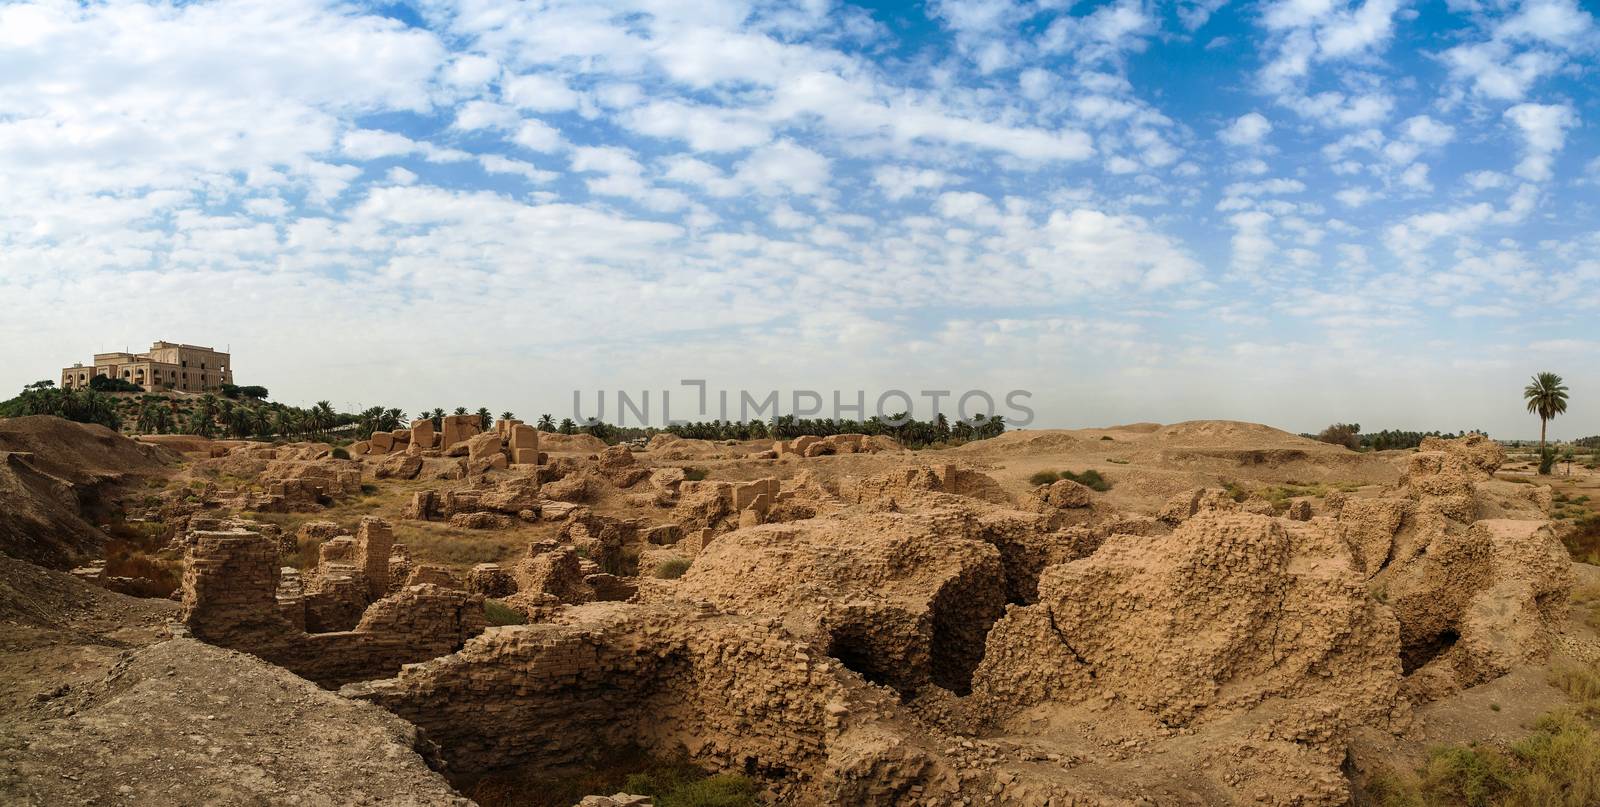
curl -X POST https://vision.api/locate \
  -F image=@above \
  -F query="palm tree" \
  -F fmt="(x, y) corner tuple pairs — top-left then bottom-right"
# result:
(453, 406), (468, 416)
(476, 407), (493, 431)
(311, 400), (335, 439)
(537, 414), (555, 432)
(1523, 372), (1569, 465)
(500, 411), (516, 423)
(273, 408), (298, 440)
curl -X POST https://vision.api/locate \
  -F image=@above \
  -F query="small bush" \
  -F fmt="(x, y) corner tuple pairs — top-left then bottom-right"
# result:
(656, 774), (760, 807)
(683, 468), (709, 482)
(484, 599), (527, 626)
(331, 446), (350, 460)
(1028, 470), (1061, 486)
(1561, 514), (1600, 565)
(654, 557), (692, 579)
(1106, 458), (1130, 465)
(360, 483), (378, 495)
(1553, 666), (1600, 715)
(1061, 469), (1110, 492)
(1372, 710), (1600, 807)
(1099, 435), (1113, 441)
(1539, 446), (1557, 475)
(1222, 481), (1250, 502)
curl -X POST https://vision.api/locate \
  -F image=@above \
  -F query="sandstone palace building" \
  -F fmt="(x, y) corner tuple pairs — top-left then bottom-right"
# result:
(60, 341), (233, 392)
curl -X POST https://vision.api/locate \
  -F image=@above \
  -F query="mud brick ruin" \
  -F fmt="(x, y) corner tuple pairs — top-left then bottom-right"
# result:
(10, 409), (1590, 807)
(178, 517), (486, 687)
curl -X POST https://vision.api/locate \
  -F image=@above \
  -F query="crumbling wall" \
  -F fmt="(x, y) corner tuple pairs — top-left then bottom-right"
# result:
(346, 603), (960, 805)
(677, 509), (1006, 697)
(973, 511), (1405, 737)
(179, 523), (485, 688)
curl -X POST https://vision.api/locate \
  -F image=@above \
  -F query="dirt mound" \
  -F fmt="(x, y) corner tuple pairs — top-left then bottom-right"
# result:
(539, 432), (608, 453)
(135, 434), (226, 456)
(0, 416), (177, 568)
(956, 429), (1082, 455)
(678, 508), (1006, 695)
(1145, 419), (1320, 448)
(4, 559), (456, 806)
(0, 416), (173, 484)
(0, 638), (467, 806)
(1102, 422), (1162, 433)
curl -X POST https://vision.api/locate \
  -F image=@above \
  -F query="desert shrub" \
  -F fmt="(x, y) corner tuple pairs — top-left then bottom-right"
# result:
(1370, 710), (1600, 807)
(654, 557), (692, 579)
(1316, 422), (1361, 450)
(626, 767), (760, 807)
(1222, 481), (1251, 502)
(1539, 447), (1557, 475)
(683, 467), (709, 482)
(1419, 744), (1514, 806)
(330, 446), (350, 460)
(1553, 666), (1600, 715)
(655, 774), (760, 807)
(483, 599), (527, 626)
(1100, 435), (1113, 441)
(1028, 470), (1061, 486)
(1561, 514), (1600, 565)
(360, 483), (378, 495)
(1061, 469), (1110, 492)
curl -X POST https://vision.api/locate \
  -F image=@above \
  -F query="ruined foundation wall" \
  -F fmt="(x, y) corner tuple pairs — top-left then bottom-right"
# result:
(180, 525), (485, 688)
(348, 602), (959, 804)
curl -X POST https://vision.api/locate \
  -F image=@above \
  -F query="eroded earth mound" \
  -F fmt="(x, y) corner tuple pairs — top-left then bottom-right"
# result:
(2, 417), (1595, 806)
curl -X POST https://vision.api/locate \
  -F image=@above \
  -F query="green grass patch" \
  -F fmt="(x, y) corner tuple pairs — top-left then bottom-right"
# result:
(1027, 470), (1061, 486)
(1060, 469), (1111, 492)
(1561, 514), (1600, 565)
(654, 557), (692, 579)
(484, 599), (527, 627)
(1368, 709), (1600, 807)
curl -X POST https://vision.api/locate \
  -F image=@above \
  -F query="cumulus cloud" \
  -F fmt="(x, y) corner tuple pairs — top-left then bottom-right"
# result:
(0, 0), (1596, 435)
(1504, 102), (1578, 181)
(1219, 112), (1273, 146)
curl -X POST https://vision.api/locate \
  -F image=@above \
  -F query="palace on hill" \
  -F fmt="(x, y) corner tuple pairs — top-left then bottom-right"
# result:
(60, 341), (233, 392)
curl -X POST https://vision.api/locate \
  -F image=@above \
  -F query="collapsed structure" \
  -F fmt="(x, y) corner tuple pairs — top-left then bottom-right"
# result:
(154, 428), (1580, 804)
(178, 517), (485, 687)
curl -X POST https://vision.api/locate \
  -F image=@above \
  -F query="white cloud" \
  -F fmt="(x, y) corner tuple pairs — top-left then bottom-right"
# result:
(1335, 186), (1379, 207)
(1219, 112), (1273, 146)
(502, 72), (582, 112)
(1504, 102), (1578, 181)
(453, 100), (520, 131)
(512, 119), (564, 152)
(734, 140), (832, 197)
(872, 166), (952, 201)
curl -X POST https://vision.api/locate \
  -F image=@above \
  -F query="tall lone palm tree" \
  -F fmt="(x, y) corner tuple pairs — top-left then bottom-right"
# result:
(1523, 371), (1569, 461)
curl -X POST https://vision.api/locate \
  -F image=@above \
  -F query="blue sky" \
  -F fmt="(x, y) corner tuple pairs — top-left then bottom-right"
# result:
(0, 0), (1596, 438)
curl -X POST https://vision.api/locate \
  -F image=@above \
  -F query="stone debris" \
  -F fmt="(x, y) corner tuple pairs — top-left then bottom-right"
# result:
(114, 428), (1573, 806)
(178, 522), (484, 687)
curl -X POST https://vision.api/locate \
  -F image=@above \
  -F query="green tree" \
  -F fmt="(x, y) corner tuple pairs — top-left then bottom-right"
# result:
(500, 411), (516, 424)
(558, 417), (577, 435)
(476, 407), (493, 431)
(537, 413), (555, 432)
(1523, 372), (1569, 471)
(184, 407), (215, 438)
(453, 406), (468, 416)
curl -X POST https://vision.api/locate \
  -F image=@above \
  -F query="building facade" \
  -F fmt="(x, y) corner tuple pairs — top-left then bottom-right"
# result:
(60, 341), (234, 393)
